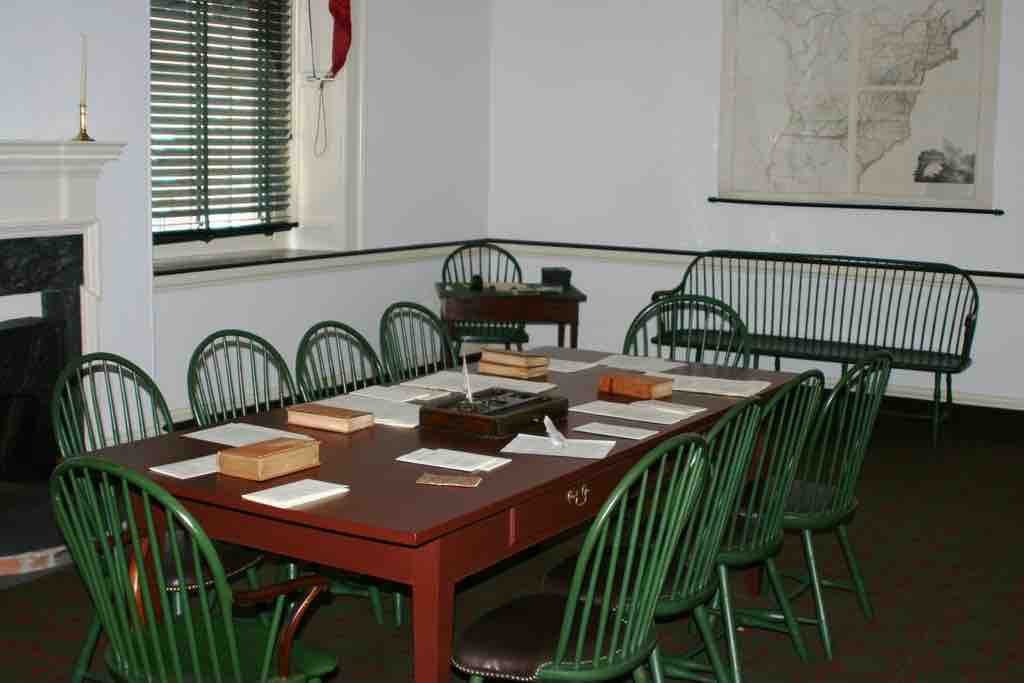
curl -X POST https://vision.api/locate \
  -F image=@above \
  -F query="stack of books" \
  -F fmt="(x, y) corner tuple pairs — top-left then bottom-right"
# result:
(477, 348), (549, 379)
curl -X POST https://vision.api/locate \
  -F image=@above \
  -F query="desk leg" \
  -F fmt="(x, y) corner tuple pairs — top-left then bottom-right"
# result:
(412, 542), (455, 683)
(557, 323), (566, 348)
(570, 323), (579, 349)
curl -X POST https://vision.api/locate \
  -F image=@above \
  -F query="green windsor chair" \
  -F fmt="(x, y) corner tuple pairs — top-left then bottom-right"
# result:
(294, 320), (401, 628)
(543, 398), (764, 683)
(295, 321), (385, 400)
(708, 370), (825, 683)
(453, 433), (710, 683)
(51, 352), (263, 683)
(187, 329), (297, 427)
(51, 457), (337, 683)
(379, 301), (457, 382)
(441, 241), (530, 355)
(770, 353), (892, 660)
(624, 294), (751, 368)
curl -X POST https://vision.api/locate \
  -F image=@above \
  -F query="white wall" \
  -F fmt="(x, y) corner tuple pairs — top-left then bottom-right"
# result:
(1, 0), (152, 369)
(489, 2), (1024, 407)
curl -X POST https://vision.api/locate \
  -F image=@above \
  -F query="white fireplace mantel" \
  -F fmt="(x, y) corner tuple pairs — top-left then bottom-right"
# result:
(0, 139), (126, 353)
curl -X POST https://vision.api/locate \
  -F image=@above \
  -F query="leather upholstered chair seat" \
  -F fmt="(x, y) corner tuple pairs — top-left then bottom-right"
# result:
(163, 537), (263, 592)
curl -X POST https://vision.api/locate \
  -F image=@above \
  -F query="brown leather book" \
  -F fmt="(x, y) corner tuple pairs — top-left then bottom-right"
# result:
(477, 360), (549, 379)
(287, 403), (374, 433)
(480, 348), (549, 368)
(598, 373), (674, 400)
(218, 437), (321, 481)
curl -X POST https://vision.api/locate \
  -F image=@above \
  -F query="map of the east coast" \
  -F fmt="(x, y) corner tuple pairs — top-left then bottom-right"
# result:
(719, 0), (1000, 208)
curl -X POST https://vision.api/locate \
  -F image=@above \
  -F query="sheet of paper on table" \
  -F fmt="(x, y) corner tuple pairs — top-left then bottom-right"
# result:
(316, 394), (420, 428)
(242, 479), (350, 509)
(401, 370), (557, 395)
(569, 400), (684, 425)
(350, 385), (446, 403)
(598, 355), (688, 373)
(184, 423), (315, 447)
(396, 448), (511, 472)
(646, 372), (772, 397)
(631, 400), (707, 420)
(546, 358), (603, 373)
(572, 422), (659, 440)
(501, 433), (616, 459)
(150, 454), (220, 479)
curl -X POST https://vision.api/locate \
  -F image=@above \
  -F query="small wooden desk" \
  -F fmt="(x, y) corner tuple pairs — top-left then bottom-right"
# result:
(436, 283), (588, 348)
(101, 349), (790, 683)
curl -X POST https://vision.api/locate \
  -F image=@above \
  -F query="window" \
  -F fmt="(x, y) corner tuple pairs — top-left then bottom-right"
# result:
(150, 0), (294, 243)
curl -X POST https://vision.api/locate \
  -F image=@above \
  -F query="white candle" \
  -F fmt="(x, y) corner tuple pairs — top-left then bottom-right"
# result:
(80, 34), (87, 106)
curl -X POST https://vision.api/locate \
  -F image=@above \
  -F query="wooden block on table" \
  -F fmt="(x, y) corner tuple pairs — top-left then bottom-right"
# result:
(287, 403), (374, 433)
(480, 348), (549, 368)
(598, 373), (673, 400)
(477, 360), (549, 379)
(218, 437), (321, 481)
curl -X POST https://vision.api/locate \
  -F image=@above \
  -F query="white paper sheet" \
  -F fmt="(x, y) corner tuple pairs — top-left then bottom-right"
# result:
(396, 448), (511, 472)
(149, 454), (220, 479)
(572, 422), (659, 440)
(569, 400), (684, 425)
(646, 372), (772, 397)
(546, 358), (602, 373)
(501, 434), (616, 460)
(350, 385), (440, 403)
(630, 400), (707, 420)
(401, 370), (557, 395)
(242, 479), (350, 508)
(316, 395), (420, 428)
(183, 423), (315, 447)
(598, 355), (688, 373)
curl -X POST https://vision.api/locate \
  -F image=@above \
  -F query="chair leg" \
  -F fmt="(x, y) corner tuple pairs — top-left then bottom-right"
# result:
(394, 592), (405, 628)
(72, 616), (103, 683)
(648, 645), (666, 683)
(764, 558), (808, 662)
(692, 604), (731, 683)
(836, 525), (873, 620)
(800, 529), (833, 660)
(717, 564), (743, 683)
(367, 584), (386, 627)
(932, 372), (942, 446)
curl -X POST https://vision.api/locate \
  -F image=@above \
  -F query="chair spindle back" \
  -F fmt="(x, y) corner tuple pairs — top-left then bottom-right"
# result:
(379, 302), (456, 382)
(295, 321), (384, 401)
(624, 294), (751, 368)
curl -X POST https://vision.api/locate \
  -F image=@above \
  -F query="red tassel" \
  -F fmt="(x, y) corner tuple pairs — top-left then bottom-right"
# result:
(329, 0), (352, 78)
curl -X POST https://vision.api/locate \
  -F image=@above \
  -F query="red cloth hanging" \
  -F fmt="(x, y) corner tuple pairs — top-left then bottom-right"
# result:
(329, 0), (352, 78)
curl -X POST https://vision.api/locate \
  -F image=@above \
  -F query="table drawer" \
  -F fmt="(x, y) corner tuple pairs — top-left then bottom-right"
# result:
(512, 461), (630, 548)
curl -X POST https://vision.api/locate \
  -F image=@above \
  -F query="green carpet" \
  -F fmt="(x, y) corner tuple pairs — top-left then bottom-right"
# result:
(2, 401), (1022, 682)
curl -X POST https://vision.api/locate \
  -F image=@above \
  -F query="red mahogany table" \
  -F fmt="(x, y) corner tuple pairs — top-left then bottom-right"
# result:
(99, 348), (790, 683)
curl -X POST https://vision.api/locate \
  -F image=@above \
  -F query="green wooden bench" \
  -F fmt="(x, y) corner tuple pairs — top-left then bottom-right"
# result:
(654, 250), (979, 443)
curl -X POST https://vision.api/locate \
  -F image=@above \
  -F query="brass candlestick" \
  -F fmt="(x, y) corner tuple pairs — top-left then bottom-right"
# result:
(73, 104), (95, 142)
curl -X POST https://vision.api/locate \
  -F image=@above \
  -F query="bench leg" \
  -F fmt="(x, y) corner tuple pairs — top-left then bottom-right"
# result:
(931, 372), (954, 446)
(774, 356), (781, 372)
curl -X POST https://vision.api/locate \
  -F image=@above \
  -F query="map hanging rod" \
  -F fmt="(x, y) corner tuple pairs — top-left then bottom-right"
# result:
(708, 197), (1004, 217)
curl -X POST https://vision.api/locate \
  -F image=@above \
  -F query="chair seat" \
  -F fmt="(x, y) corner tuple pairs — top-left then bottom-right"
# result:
(717, 513), (783, 567)
(104, 611), (337, 683)
(163, 536), (263, 592)
(782, 480), (857, 531)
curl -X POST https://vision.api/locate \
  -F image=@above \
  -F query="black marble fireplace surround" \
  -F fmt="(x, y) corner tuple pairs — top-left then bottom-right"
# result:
(0, 235), (82, 480)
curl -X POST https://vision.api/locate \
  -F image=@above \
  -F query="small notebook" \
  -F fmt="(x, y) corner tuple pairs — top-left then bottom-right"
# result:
(150, 454), (220, 479)
(501, 434), (616, 460)
(242, 479), (349, 509)
(569, 400), (684, 425)
(396, 448), (511, 472)
(416, 473), (483, 488)
(572, 422), (659, 440)
(184, 423), (314, 447)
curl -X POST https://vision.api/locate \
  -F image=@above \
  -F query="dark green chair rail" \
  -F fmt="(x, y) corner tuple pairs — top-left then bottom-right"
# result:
(655, 250), (979, 443)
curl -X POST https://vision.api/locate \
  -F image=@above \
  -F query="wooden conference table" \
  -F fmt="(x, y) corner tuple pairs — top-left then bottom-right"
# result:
(101, 348), (790, 683)
(436, 283), (588, 348)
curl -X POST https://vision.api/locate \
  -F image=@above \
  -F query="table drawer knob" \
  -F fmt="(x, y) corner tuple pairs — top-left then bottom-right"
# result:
(566, 484), (590, 507)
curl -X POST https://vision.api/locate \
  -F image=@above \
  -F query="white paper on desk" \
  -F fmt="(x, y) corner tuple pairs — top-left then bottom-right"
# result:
(401, 370), (556, 395)
(501, 434), (616, 460)
(572, 422), (659, 440)
(646, 372), (771, 398)
(150, 454), (220, 479)
(570, 400), (683, 425)
(242, 479), (350, 509)
(317, 394), (420, 428)
(631, 400), (707, 420)
(598, 355), (688, 373)
(350, 385), (439, 403)
(396, 448), (510, 472)
(183, 423), (314, 447)
(546, 358), (602, 373)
